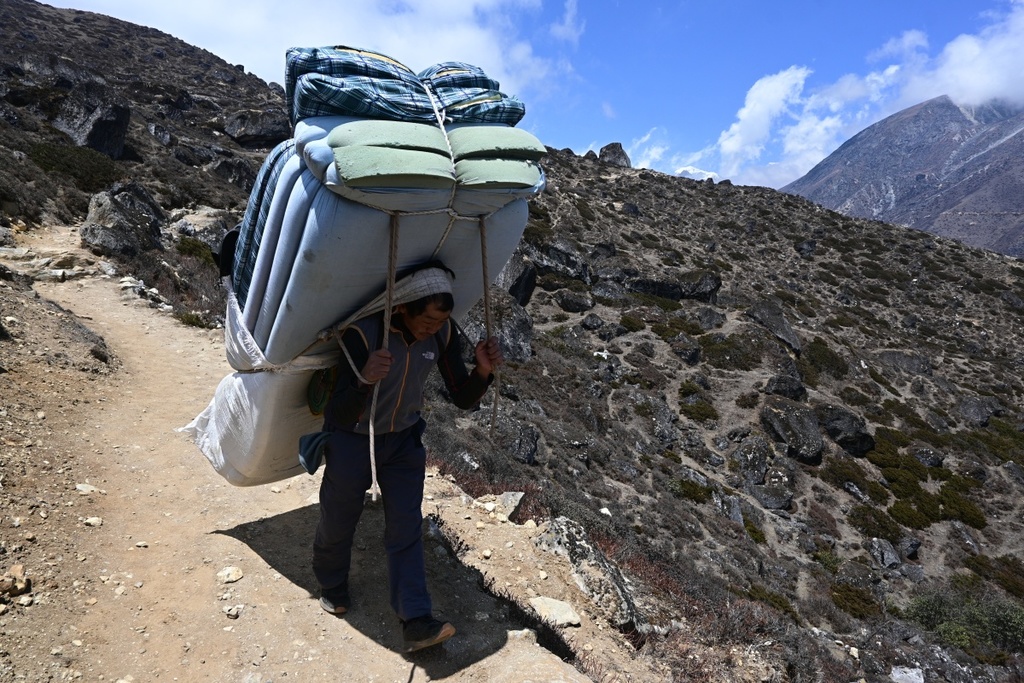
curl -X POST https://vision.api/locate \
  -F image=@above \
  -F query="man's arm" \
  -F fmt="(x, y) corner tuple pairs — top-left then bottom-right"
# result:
(438, 324), (503, 410)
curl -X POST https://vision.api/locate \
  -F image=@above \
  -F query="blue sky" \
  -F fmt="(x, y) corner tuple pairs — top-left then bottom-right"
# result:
(46, 0), (1024, 188)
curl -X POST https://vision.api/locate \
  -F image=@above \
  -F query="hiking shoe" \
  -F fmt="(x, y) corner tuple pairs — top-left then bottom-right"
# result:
(401, 615), (455, 652)
(318, 591), (349, 615)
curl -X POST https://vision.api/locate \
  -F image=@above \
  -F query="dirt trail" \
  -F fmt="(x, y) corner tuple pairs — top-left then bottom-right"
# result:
(3, 225), (650, 682)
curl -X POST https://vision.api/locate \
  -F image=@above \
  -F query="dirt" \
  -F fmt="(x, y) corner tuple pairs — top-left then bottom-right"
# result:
(0, 224), (667, 683)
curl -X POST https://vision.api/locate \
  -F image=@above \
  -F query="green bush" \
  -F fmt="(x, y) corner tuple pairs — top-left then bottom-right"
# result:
(906, 577), (1024, 658)
(699, 332), (764, 371)
(747, 583), (799, 623)
(671, 479), (713, 503)
(620, 315), (645, 332)
(848, 504), (902, 544)
(29, 141), (122, 193)
(938, 486), (987, 529)
(744, 517), (766, 544)
(966, 555), (1024, 600)
(813, 549), (842, 574)
(888, 499), (931, 529)
(176, 236), (216, 267)
(631, 292), (682, 311)
(680, 399), (718, 422)
(831, 583), (881, 619)
(797, 337), (848, 388)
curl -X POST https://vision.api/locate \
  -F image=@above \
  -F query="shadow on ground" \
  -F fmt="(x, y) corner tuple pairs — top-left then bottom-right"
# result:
(213, 500), (521, 678)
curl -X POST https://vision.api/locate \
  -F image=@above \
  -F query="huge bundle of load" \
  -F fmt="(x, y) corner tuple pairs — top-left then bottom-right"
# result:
(182, 46), (546, 486)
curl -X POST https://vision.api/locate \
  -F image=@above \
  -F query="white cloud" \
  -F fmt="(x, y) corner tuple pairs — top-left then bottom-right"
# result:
(900, 1), (1024, 107)
(627, 128), (670, 169)
(716, 66), (811, 179)
(602, 102), (617, 119)
(550, 0), (585, 46)
(707, 0), (1024, 187)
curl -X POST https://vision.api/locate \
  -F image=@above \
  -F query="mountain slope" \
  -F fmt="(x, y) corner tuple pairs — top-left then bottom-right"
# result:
(1, 1), (1024, 679)
(783, 95), (1024, 257)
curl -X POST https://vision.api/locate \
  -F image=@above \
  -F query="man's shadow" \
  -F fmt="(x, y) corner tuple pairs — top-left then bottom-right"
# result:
(213, 499), (514, 677)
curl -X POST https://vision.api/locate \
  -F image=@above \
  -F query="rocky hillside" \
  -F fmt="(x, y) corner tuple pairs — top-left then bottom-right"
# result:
(2, 1), (1024, 680)
(0, 0), (287, 231)
(783, 95), (1024, 258)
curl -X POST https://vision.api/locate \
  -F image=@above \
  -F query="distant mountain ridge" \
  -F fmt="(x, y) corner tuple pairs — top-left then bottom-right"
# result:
(783, 95), (1024, 257)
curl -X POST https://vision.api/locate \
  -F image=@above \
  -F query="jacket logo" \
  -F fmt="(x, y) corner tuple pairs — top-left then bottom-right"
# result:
(422, 351), (436, 360)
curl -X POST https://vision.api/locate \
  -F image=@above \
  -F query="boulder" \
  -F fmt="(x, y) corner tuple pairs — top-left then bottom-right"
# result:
(766, 374), (807, 402)
(598, 142), (631, 168)
(51, 80), (130, 159)
(760, 395), (823, 464)
(525, 239), (591, 285)
(222, 108), (289, 148)
(534, 517), (643, 630)
(815, 403), (874, 457)
(728, 435), (771, 486)
(745, 299), (801, 353)
(80, 181), (165, 257)
(625, 270), (722, 304)
(869, 538), (901, 569)
(554, 290), (594, 313)
(957, 395), (1004, 427)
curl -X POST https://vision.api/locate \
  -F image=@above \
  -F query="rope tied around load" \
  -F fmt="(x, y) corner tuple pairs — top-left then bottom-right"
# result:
(330, 86), (503, 500)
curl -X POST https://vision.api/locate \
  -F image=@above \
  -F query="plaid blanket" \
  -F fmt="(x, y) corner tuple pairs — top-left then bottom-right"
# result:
(285, 46), (524, 126)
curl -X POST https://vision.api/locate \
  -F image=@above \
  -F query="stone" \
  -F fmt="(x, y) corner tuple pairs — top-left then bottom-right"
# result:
(957, 395), (1004, 427)
(217, 566), (243, 584)
(52, 80), (131, 159)
(598, 142), (631, 168)
(766, 374), (807, 402)
(890, 667), (925, 683)
(816, 404), (874, 456)
(746, 299), (802, 353)
(528, 596), (581, 627)
(760, 396), (824, 464)
(222, 108), (289, 148)
(869, 538), (900, 569)
(81, 182), (165, 257)
(729, 435), (771, 486)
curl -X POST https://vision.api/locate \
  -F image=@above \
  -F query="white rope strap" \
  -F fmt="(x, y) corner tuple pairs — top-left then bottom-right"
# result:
(479, 217), (500, 438)
(365, 215), (400, 501)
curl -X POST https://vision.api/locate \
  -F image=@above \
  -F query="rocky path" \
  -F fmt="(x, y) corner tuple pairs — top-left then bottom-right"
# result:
(1, 225), (658, 683)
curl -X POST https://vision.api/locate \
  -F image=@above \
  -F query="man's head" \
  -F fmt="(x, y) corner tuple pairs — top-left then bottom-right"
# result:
(391, 261), (455, 340)
(396, 294), (452, 341)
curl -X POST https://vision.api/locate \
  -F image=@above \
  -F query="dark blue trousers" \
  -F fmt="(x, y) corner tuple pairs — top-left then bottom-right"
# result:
(312, 420), (431, 621)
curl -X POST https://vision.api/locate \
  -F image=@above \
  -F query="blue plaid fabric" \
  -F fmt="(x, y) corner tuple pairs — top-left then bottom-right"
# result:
(232, 139), (295, 308)
(419, 62), (501, 91)
(286, 46), (525, 126)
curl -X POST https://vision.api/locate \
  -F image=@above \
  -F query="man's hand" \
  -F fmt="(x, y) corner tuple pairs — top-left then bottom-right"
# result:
(360, 349), (393, 385)
(473, 337), (504, 378)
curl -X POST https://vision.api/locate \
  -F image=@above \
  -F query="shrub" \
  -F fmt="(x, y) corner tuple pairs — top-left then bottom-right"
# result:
(620, 315), (645, 332)
(938, 486), (987, 529)
(743, 516), (766, 544)
(671, 479), (713, 503)
(813, 549), (842, 574)
(735, 392), (760, 409)
(680, 399), (718, 423)
(906, 576), (1024, 659)
(848, 504), (902, 544)
(29, 141), (122, 193)
(965, 555), (1024, 600)
(830, 583), (881, 619)
(888, 499), (931, 529)
(631, 292), (682, 312)
(699, 332), (765, 371)
(176, 236), (216, 267)
(796, 337), (847, 388)
(747, 584), (799, 623)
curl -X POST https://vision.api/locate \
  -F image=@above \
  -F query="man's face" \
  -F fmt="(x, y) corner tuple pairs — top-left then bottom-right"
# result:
(401, 302), (451, 341)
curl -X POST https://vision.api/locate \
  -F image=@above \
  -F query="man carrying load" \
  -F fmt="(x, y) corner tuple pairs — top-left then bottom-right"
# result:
(310, 262), (503, 652)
